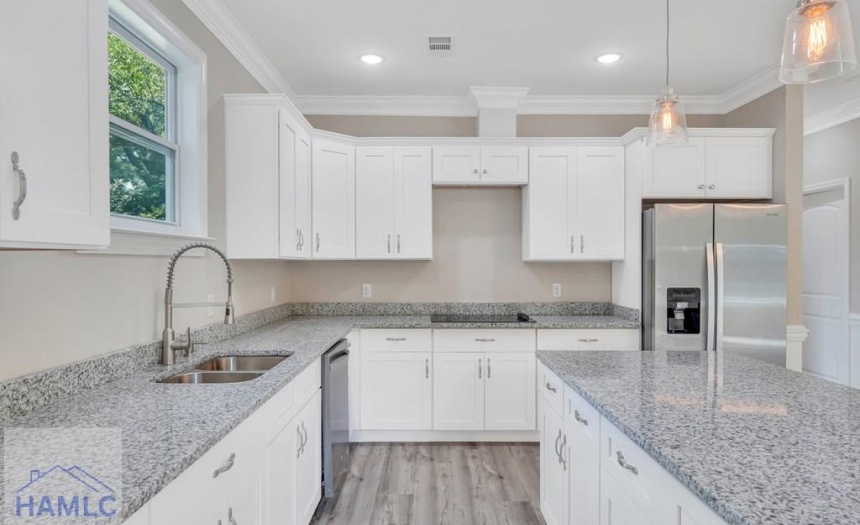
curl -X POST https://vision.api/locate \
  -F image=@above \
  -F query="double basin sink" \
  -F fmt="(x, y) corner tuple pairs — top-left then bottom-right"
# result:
(160, 355), (292, 384)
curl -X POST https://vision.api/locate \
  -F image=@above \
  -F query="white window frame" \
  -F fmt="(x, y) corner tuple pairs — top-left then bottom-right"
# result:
(107, 0), (208, 242)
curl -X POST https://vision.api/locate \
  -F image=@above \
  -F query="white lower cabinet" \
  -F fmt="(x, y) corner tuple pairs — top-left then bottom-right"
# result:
(433, 352), (486, 431)
(360, 351), (433, 430)
(141, 361), (321, 525)
(539, 366), (729, 525)
(537, 329), (640, 351)
(540, 402), (568, 525)
(484, 352), (537, 430)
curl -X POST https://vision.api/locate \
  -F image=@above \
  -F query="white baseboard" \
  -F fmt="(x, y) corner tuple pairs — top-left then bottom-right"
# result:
(850, 314), (860, 388)
(786, 324), (810, 372)
(350, 429), (539, 443)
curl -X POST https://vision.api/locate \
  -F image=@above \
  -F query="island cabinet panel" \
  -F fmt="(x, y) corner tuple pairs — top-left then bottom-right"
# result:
(538, 365), (730, 525)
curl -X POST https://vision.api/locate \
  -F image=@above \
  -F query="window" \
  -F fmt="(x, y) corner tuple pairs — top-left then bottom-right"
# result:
(108, 20), (178, 223)
(106, 0), (208, 244)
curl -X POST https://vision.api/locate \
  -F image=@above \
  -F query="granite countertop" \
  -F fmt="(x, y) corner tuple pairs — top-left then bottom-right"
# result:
(0, 313), (634, 523)
(536, 350), (860, 525)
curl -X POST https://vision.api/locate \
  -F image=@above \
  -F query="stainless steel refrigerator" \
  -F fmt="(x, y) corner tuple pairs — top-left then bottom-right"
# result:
(643, 204), (787, 366)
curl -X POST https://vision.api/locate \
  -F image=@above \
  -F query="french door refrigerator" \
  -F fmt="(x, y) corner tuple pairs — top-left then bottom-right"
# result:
(643, 204), (787, 366)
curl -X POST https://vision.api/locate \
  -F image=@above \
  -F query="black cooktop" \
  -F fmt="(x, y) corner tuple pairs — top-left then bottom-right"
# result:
(430, 312), (535, 324)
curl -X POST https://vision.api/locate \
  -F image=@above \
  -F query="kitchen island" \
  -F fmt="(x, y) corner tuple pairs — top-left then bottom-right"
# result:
(536, 350), (860, 525)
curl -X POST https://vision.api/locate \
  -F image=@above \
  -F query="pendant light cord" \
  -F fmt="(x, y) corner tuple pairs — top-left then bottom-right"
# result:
(666, 0), (670, 87)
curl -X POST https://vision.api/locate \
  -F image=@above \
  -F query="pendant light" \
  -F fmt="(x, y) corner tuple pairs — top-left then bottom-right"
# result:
(780, 0), (857, 84)
(647, 0), (688, 147)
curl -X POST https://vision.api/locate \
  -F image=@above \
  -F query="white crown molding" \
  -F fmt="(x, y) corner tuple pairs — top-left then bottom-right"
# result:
(719, 64), (783, 113)
(469, 86), (531, 109)
(804, 97), (860, 135)
(294, 95), (478, 117)
(180, 0), (295, 98)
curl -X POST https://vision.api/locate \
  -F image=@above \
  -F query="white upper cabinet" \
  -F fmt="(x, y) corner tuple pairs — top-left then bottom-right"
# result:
(433, 145), (528, 185)
(356, 146), (432, 259)
(480, 146), (529, 184)
(312, 138), (356, 259)
(524, 146), (625, 261)
(225, 97), (313, 259)
(637, 130), (773, 199)
(0, 0), (109, 248)
(279, 112), (313, 259)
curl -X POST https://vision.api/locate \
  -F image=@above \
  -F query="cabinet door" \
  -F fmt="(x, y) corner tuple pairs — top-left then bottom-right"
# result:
(433, 352), (486, 431)
(705, 137), (771, 199)
(523, 147), (576, 260)
(539, 402), (568, 525)
(0, 0), (109, 247)
(394, 146), (433, 259)
(279, 111), (312, 259)
(663, 474), (729, 525)
(263, 422), (298, 525)
(480, 146), (529, 185)
(294, 127), (313, 258)
(228, 473), (261, 525)
(294, 390), (322, 525)
(569, 456), (600, 525)
(575, 147), (625, 260)
(432, 146), (480, 184)
(360, 351), (432, 430)
(484, 353), (536, 430)
(312, 139), (355, 259)
(600, 471), (654, 525)
(356, 146), (395, 259)
(642, 138), (706, 198)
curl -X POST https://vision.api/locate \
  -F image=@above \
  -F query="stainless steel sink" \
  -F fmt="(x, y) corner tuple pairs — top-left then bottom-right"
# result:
(195, 355), (289, 372)
(160, 371), (263, 384)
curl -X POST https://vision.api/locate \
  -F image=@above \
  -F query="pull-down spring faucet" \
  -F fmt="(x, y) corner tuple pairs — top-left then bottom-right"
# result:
(161, 242), (235, 365)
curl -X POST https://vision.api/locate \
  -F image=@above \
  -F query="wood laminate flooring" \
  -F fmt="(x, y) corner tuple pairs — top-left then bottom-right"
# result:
(310, 443), (544, 525)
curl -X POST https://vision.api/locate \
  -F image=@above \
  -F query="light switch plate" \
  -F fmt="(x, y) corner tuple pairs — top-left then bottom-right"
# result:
(362, 283), (372, 298)
(552, 284), (562, 298)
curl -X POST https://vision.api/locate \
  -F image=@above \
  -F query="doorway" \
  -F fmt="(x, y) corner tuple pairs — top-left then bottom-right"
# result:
(802, 179), (851, 384)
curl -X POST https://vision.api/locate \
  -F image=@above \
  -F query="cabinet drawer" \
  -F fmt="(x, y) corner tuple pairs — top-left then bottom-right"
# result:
(362, 329), (432, 352)
(433, 329), (535, 353)
(601, 417), (663, 522)
(537, 329), (639, 351)
(538, 361), (564, 417)
(292, 359), (321, 405)
(564, 384), (600, 472)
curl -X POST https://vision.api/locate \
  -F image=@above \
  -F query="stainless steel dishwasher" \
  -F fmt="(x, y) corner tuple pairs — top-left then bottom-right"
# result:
(321, 339), (350, 498)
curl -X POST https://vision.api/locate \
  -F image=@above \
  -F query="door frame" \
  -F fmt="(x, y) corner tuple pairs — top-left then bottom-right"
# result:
(802, 178), (852, 382)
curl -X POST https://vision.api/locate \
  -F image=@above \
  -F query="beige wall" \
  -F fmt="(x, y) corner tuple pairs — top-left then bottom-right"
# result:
(0, 0), (291, 382)
(805, 118), (860, 311)
(723, 86), (805, 325)
(517, 114), (726, 137)
(306, 115), (476, 137)
(287, 188), (610, 302)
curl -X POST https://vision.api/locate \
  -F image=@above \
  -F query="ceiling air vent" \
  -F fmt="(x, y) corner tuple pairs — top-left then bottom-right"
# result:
(427, 36), (454, 57)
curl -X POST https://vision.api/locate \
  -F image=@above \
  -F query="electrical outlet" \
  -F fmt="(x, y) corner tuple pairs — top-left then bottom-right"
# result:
(270, 286), (276, 303)
(552, 284), (562, 298)
(362, 283), (372, 298)
(207, 294), (215, 317)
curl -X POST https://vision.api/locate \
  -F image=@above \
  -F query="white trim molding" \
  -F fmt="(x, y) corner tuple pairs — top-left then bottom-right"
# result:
(787, 324), (810, 372)
(850, 314), (860, 388)
(180, 0), (295, 97)
(804, 97), (860, 135)
(293, 95), (477, 117)
(469, 86), (531, 109)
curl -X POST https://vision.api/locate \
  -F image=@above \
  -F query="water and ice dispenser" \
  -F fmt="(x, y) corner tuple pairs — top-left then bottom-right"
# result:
(666, 288), (701, 334)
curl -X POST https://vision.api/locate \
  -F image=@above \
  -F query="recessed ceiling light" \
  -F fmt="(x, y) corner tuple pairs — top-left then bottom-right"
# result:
(359, 54), (384, 65)
(595, 53), (623, 64)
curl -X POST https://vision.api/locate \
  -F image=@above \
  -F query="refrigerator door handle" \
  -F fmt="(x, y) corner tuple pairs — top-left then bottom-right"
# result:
(706, 242), (716, 352)
(715, 242), (725, 352)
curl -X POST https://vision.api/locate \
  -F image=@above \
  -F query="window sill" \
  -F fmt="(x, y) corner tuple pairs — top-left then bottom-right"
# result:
(76, 228), (216, 257)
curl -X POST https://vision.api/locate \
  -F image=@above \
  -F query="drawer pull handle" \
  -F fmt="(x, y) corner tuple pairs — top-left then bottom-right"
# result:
(474, 338), (496, 342)
(425, 358), (429, 379)
(559, 435), (567, 471)
(554, 429), (562, 462)
(296, 425), (303, 458)
(385, 337), (407, 342)
(301, 422), (308, 452)
(545, 382), (557, 393)
(228, 507), (238, 525)
(11, 152), (27, 221)
(213, 453), (235, 478)
(616, 451), (639, 475)
(574, 410), (589, 426)
(577, 338), (599, 343)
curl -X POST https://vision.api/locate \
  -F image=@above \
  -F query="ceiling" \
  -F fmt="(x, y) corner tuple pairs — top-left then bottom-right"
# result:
(218, 0), (801, 99)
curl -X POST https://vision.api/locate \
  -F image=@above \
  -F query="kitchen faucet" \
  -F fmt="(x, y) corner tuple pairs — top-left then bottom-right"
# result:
(161, 242), (235, 365)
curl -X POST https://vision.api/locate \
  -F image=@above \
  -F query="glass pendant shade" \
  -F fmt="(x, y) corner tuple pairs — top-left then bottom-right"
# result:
(646, 87), (689, 146)
(780, 0), (857, 84)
